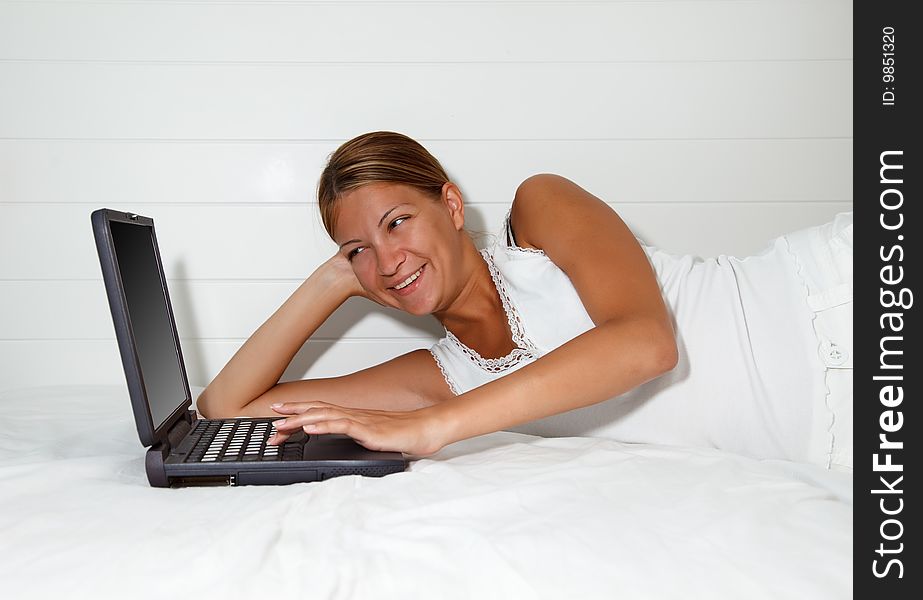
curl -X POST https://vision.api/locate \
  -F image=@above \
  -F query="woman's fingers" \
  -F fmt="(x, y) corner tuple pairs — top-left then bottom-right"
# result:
(266, 405), (441, 455)
(267, 409), (323, 444)
(273, 407), (338, 430)
(268, 427), (291, 445)
(270, 401), (338, 415)
(304, 417), (356, 436)
(268, 411), (352, 445)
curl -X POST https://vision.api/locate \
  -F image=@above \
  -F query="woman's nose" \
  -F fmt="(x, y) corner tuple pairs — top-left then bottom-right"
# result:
(376, 243), (406, 278)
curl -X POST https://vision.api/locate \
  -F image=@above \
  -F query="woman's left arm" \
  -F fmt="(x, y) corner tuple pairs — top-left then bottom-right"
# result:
(271, 174), (677, 455)
(431, 173), (678, 446)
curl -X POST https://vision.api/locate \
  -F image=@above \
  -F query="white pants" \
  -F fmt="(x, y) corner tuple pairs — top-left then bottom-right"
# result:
(784, 212), (853, 471)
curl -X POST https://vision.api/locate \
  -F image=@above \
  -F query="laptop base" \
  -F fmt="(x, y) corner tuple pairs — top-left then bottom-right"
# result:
(145, 411), (404, 488)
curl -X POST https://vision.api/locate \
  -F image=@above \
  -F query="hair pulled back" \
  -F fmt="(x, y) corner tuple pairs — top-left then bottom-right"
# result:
(317, 131), (450, 239)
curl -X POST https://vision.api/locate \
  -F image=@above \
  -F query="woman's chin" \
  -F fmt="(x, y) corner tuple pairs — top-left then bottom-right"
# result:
(393, 299), (434, 316)
(391, 293), (437, 316)
(386, 279), (436, 315)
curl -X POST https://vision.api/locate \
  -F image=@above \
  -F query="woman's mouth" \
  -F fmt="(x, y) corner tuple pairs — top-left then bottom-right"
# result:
(390, 265), (425, 296)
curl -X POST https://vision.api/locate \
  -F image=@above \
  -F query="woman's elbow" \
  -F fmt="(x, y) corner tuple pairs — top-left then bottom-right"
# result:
(195, 386), (235, 419)
(603, 317), (678, 381)
(195, 388), (215, 418)
(631, 319), (678, 379)
(651, 335), (679, 376)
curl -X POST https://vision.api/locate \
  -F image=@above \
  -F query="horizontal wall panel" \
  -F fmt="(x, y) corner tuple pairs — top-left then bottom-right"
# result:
(0, 139), (853, 205)
(0, 1), (851, 62)
(0, 338), (435, 393)
(0, 201), (851, 281)
(0, 62), (852, 140)
(0, 281), (445, 341)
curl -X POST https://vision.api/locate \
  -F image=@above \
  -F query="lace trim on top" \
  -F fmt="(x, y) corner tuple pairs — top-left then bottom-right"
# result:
(507, 244), (546, 255)
(442, 249), (540, 374)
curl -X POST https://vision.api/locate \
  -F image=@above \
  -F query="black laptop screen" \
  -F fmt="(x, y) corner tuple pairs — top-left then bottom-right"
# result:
(110, 220), (187, 431)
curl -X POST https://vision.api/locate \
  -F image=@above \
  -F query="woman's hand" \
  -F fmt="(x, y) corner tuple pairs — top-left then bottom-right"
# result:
(268, 401), (448, 456)
(318, 252), (389, 307)
(317, 252), (366, 300)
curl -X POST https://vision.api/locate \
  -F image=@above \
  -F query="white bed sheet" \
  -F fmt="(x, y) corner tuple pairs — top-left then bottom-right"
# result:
(0, 385), (851, 599)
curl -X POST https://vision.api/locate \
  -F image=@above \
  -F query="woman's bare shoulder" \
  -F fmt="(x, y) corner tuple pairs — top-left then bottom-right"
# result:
(507, 174), (668, 327)
(508, 173), (624, 254)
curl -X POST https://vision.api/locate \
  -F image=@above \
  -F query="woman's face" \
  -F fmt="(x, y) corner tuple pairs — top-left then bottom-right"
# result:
(333, 182), (467, 315)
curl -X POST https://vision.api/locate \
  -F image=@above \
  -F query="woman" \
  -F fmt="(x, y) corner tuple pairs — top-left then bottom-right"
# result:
(197, 131), (851, 468)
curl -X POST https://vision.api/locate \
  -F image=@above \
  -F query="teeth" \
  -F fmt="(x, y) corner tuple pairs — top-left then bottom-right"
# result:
(394, 267), (423, 290)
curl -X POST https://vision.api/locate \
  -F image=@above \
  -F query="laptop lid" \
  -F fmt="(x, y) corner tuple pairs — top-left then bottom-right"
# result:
(92, 209), (192, 447)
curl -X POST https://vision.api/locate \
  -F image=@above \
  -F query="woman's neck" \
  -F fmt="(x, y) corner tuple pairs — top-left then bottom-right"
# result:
(431, 240), (513, 354)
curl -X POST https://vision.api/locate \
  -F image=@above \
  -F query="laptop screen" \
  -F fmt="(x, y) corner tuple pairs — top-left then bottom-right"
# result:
(110, 220), (187, 431)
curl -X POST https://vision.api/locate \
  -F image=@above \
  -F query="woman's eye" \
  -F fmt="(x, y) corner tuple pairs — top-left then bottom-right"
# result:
(389, 216), (408, 230)
(347, 247), (365, 261)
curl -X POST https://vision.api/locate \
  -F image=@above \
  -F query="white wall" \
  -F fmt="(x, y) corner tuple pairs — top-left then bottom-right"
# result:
(0, 0), (852, 392)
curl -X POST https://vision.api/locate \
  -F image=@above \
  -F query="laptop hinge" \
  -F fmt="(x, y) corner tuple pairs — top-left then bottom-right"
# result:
(164, 410), (195, 452)
(148, 411), (197, 488)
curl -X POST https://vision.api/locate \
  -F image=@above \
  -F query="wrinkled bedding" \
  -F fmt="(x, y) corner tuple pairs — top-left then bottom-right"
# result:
(0, 385), (851, 599)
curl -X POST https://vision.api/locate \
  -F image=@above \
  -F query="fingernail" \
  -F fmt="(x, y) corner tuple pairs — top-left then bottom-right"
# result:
(275, 419), (286, 426)
(271, 403), (282, 409)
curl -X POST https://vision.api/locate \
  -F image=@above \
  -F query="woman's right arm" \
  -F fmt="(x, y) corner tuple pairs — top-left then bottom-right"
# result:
(196, 254), (454, 420)
(195, 255), (358, 419)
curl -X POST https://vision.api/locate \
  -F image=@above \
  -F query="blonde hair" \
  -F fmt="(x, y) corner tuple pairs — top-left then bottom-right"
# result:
(317, 131), (450, 239)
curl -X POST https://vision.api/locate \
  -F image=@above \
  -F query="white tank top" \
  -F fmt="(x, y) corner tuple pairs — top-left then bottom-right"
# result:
(429, 211), (852, 467)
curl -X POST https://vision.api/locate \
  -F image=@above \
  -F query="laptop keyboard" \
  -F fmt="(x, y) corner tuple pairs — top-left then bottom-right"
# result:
(183, 419), (306, 463)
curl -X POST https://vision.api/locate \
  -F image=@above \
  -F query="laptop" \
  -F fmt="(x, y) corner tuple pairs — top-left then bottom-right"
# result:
(91, 208), (407, 487)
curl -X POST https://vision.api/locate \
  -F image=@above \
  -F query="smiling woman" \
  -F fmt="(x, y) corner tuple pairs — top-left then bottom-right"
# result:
(196, 131), (850, 469)
(195, 131), (677, 455)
